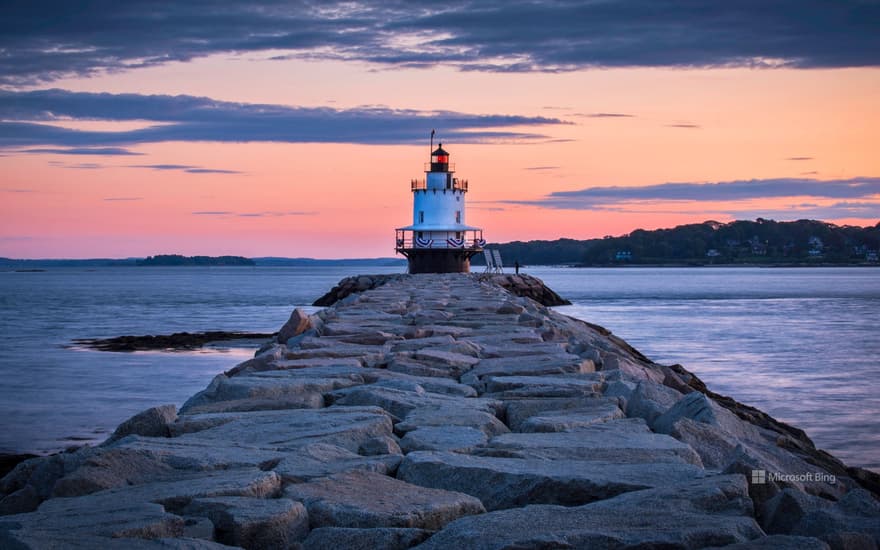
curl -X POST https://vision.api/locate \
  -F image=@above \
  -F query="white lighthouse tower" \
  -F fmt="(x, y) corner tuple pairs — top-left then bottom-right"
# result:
(395, 139), (485, 273)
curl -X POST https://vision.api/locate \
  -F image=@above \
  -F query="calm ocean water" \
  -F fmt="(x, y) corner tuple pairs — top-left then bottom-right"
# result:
(0, 266), (877, 471)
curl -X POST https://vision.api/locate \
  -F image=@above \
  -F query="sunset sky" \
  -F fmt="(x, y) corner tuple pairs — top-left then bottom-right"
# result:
(1, 1), (878, 258)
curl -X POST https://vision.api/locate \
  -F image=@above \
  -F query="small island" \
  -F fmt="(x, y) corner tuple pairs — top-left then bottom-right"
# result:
(136, 254), (256, 266)
(72, 331), (275, 352)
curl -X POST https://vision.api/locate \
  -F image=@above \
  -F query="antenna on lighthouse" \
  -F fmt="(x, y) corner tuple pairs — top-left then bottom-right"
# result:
(430, 129), (435, 156)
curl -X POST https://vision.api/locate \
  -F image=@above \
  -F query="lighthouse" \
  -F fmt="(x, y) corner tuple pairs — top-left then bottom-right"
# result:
(395, 140), (485, 273)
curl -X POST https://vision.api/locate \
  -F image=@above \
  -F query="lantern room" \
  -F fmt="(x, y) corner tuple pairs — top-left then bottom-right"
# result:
(430, 145), (450, 172)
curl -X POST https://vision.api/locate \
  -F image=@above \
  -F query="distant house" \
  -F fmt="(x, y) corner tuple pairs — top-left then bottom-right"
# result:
(867, 250), (879, 262)
(615, 251), (632, 261)
(706, 249), (721, 258)
(748, 236), (767, 256)
(808, 236), (824, 257)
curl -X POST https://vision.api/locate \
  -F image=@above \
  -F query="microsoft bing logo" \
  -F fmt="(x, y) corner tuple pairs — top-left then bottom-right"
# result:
(748, 469), (835, 484)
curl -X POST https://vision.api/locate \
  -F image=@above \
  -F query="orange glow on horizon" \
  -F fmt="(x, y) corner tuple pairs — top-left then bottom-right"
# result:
(2, 62), (878, 258)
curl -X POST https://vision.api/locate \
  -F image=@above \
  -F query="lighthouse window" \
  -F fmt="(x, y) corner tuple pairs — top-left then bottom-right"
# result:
(455, 210), (461, 223)
(419, 211), (424, 223)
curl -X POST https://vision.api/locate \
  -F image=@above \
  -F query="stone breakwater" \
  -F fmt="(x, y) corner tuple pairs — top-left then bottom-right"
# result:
(313, 273), (571, 307)
(2, 273), (878, 549)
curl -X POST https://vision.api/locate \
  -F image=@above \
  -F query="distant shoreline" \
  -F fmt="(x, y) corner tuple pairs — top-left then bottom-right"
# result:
(0, 257), (407, 268)
(472, 262), (880, 269)
(569, 262), (880, 268)
(3, 262), (878, 272)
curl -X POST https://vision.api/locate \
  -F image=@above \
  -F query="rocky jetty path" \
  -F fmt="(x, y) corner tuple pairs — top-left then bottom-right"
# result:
(2, 273), (878, 549)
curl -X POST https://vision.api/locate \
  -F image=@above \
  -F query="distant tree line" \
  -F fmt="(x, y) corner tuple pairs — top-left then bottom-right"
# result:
(136, 255), (256, 266)
(479, 219), (880, 266)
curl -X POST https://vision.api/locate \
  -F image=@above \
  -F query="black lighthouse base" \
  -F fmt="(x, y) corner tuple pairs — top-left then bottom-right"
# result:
(402, 249), (479, 274)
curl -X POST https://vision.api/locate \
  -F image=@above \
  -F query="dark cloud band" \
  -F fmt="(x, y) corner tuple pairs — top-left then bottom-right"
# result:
(129, 164), (242, 174)
(505, 177), (880, 214)
(0, 89), (563, 147)
(192, 211), (316, 218)
(499, 177), (880, 221)
(18, 147), (143, 156)
(1, 1), (877, 84)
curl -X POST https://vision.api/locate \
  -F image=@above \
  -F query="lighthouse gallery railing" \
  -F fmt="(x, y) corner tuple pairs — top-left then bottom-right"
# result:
(395, 229), (485, 250)
(395, 238), (486, 250)
(410, 178), (468, 191)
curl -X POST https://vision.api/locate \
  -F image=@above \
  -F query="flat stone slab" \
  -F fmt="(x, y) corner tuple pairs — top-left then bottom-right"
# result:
(405, 325), (474, 339)
(483, 373), (604, 393)
(332, 385), (500, 422)
(396, 404), (508, 437)
(410, 349), (480, 376)
(706, 535), (832, 549)
(0, 468), (281, 546)
(283, 344), (389, 360)
(183, 496), (309, 548)
(46, 447), (187, 498)
(463, 332), (545, 345)
(170, 407), (394, 453)
(247, 364), (366, 380)
(273, 443), (402, 483)
(302, 527), (432, 550)
(300, 331), (401, 346)
(421, 340), (482, 357)
(115, 438), (401, 484)
(414, 475), (763, 549)
(108, 404), (178, 442)
(0, 499), (184, 542)
(485, 418), (703, 465)
(60, 468), (282, 511)
(181, 373), (363, 414)
(0, 534), (235, 549)
(271, 357), (365, 371)
(477, 342), (567, 358)
(461, 354), (594, 387)
(398, 450), (705, 511)
(321, 323), (406, 337)
(387, 357), (461, 379)
(505, 396), (621, 431)
(400, 427), (488, 453)
(362, 369), (477, 397)
(517, 401), (625, 433)
(389, 335), (456, 351)
(283, 470), (485, 530)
